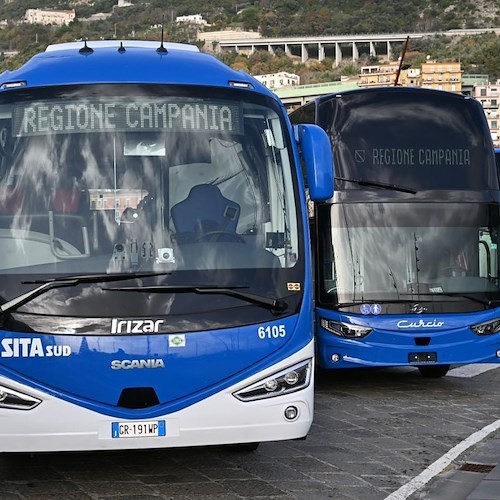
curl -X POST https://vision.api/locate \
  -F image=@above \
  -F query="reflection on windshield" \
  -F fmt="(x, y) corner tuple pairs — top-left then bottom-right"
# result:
(0, 87), (301, 277)
(318, 203), (500, 308)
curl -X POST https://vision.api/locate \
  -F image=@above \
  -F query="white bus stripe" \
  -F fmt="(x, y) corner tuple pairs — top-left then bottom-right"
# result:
(384, 418), (500, 500)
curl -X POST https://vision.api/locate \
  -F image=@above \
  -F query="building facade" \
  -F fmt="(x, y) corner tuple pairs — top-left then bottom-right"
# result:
(176, 14), (207, 26)
(420, 61), (462, 92)
(474, 80), (500, 147)
(25, 9), (75, 26)
(253, 72), (300, 90)
(358, 60), (462, 92)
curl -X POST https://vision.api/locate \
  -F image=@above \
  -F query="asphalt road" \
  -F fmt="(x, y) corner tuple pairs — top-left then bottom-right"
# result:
(1, 365), (499, 500)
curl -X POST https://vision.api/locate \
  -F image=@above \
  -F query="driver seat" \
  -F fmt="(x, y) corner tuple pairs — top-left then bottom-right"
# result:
(171, 184), (240, 243)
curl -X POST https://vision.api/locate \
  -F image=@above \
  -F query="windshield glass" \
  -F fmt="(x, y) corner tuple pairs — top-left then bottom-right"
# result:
(317, 202), (500, 313)
(0, 84), (303, 321)
(318, 90), (496, 192)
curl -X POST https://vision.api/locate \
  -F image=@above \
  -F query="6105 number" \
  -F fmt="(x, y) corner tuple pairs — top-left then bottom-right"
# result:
(258, 325), (286, 339)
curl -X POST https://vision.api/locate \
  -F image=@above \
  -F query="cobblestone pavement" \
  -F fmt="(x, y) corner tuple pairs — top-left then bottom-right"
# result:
(1, 366), (499, 499)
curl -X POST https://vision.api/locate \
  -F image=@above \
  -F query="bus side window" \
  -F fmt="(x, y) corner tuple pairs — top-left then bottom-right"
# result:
(479, 229), (497, 279)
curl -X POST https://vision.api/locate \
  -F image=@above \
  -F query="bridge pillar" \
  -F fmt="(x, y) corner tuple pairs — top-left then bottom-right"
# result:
(318, 43), (325, 62)
(387, 41), (392, 60)
(268, 44), (275, 55)
(370, 41), (376, 58)
(301, 44), (309, 63)
(285, 44), (291, 57)
(335, 43), (342, 67)
(352, 42), (359, 62)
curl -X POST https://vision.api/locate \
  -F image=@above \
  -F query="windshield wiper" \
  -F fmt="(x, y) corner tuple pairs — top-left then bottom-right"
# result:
(336, 299), (434, 308)
(0, 271), (171, 316)
(102, 285), (288, 313)
(337, 294), (498, 309)
(336, 177), (417, 194)
(403, 292), (496, 307)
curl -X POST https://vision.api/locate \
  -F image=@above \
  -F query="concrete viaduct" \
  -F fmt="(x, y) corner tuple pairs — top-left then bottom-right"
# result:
(216, 28), (500, 67)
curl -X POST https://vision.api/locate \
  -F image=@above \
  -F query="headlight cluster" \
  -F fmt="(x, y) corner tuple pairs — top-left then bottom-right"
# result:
(233, 360), (311, 402)
(320, 318), (372, 338)
(0, 384), (41, 410)
(471, 319), (500, 336)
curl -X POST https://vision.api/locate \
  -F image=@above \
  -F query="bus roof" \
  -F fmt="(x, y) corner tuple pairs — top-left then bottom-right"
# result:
(0, 40), (268, 94)
(315, 85), (471, 104)
(45, 40), (200, 53)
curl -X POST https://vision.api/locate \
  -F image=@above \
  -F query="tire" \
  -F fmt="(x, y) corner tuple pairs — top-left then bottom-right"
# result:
(417, 364), (450, 378)
(225, 442), (260, 452)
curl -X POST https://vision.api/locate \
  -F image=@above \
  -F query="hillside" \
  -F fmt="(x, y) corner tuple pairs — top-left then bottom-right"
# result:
(0, 0), (498, 34)
(0, 0), (498, 77)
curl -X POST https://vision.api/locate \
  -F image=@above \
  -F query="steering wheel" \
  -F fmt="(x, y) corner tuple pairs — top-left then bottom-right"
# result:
(438, 265), (467, 277)
(196, 231), (245, 243)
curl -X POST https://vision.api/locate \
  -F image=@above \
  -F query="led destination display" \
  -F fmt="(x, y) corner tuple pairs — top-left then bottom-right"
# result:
(12, 98), (242, 137)
(352, 147), (472, 167)
(371, 147), (471, 166)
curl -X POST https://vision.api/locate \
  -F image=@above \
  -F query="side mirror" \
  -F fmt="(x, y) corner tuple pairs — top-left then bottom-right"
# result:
(295, 124), (334, 201)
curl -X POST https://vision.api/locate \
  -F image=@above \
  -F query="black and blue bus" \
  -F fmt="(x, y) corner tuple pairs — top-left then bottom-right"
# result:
(291, 87), (500, 378)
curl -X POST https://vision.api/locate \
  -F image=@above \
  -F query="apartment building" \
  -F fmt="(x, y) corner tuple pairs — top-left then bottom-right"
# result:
(25, 8), (76, 26)
(420, 60), (462, 92)
(175, 14), (208, 26)
(253, 72), (300, 90)
(359, 60), (462, 92)
(359, 63), (422, 87)
(474, 80), (500, 146)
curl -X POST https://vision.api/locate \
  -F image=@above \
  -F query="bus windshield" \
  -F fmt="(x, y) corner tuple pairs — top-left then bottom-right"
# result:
(0, 84), (302, 321)
(318, 89), (497, 192)
(317, 202), (500, 313)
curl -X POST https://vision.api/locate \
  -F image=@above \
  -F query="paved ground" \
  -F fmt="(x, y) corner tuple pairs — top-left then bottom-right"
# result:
(414, 433), (500, 500)
(1, 365), (499, 499)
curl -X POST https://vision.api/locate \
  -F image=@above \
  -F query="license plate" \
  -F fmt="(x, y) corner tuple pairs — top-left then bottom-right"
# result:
(111, 420), (166, 438)
(408, 352), (437, 363)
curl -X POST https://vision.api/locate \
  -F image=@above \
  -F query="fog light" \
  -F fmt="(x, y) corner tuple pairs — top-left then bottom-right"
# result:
(496, 350), (500, 358)
(331, 353), (341, 363)
(284, 405), (298, 421)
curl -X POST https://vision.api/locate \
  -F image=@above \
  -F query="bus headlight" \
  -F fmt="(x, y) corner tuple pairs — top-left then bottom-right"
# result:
(471, 319), (500, 335)
(0, 385), (41, 410)
(320, 318), (372, 338)
(233, 360), (311, 402)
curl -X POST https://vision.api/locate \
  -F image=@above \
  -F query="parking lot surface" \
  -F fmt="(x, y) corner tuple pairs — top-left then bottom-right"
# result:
(1, 365), (499, 499)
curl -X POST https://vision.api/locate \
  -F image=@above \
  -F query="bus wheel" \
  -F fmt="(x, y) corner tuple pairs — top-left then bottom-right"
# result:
(417, 365), (450, 378)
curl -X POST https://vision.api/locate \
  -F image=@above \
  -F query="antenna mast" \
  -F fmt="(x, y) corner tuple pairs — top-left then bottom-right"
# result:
(394, 36), (410, 86)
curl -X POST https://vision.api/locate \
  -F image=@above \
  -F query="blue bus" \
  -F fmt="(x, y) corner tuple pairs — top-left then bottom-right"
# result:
(0, 40), (333, 452)
(290, 87), (500, 378)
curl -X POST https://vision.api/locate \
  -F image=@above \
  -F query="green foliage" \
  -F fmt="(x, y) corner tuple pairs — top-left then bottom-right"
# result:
(0, 0), (498, 79)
